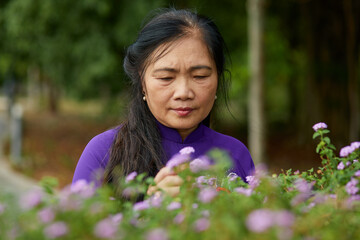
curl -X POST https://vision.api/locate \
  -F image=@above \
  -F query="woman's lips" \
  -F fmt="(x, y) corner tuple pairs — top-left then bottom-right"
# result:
(173, 107), (194, 117)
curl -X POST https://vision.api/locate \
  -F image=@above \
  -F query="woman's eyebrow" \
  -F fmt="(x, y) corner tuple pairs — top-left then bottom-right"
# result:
(153, 67), (179, 73)
(189, 65), (212, 71)
(152, 65), (212, 73)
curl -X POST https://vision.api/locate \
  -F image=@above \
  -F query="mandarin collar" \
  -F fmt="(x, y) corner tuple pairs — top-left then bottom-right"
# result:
(155, 120), (205, 144)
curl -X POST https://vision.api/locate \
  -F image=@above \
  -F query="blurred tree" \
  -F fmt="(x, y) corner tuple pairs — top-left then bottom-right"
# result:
(266, 0), (360, 144)
(343, 0), (359, 141)
(1, 0), (165, 112)
(0, 0), (358, 149)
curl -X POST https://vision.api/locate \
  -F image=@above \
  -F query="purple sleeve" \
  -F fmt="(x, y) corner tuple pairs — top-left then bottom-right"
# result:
(72, 129), (117, 185)
(209, 130), (254, 181)
(229, 144), (255, 181)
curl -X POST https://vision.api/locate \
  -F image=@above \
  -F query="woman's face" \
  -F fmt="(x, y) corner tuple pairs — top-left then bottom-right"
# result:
(143, 36), (218, 140)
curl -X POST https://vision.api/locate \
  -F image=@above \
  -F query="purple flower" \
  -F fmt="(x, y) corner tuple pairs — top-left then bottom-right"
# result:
(246, 209), (274, 233)
(111, 213), (123, 224)
(179, 146), (195, 155)
(254, 164), (268, 178)
(312, 122), (328, 131)
(167, 201), (181, 211)
(0, 203), (5, 215)
(294, 179), (313, 194)
(173, 213), (185, 224)
(133, 200), (150, 211)
(207, 177), (217, 186)
(190, 156), (211, 173)
(70, 179), (88, 193)
(58, 193), (82, 211)
(354, 170), (360, 177)
(125, 171), (137, 183)
(195, 176), (207, 187)
(166, 153), (191, 170)
(192, 203), (198, 209)
(351, 141), (360, 152)
(44, 222), (68, 239)
(122, 187), (137, 198)
(354, 159), (359, 163)
(346, 195), (360, 208)
(94, 218), (118, 239)
(146, 228), (168, 240)
(38, 207), (55, 223)
(246, 175), (260, 189)
(345, 178), (359, 195)
(149, 193), (163, 208)
(194, 218), (210, 232)
(274, 210), (295, 227)
(340, 146), (353, 157)
(337, 162), (345, 170)
(227, 172), (239, 181)
(328, 194), (337, 199)
(20, 189), (43, 210)
(71, 180), (95, 198)
(201, 210), (210, 218)
(313, 194), (327, 204)
(198, 187), (218, 203)
(234, 187), (253, 197)
(291, 192), (311, 206)
(294, 170), (300, 175)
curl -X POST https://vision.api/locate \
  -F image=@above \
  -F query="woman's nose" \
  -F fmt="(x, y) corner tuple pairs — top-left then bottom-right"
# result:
(173, 78), (195, 100)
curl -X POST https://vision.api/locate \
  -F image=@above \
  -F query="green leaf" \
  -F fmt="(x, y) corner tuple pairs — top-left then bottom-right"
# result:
(322, 129), (330, 134)
(313, 132), (321, 139)
(39, 176), (59, 194)
(328, 144), (336, 150)
(316, 144), (322, 153)
(323, 137), (331, 145)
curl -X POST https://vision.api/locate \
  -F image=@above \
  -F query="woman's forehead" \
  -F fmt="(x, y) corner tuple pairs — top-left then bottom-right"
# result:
(147, 36), (214, 70)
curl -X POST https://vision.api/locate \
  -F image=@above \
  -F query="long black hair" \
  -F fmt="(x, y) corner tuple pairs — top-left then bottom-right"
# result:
(103, 8), (230, 186)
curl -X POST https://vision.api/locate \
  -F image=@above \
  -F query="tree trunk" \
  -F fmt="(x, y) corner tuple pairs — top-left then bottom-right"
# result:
(26, 65), (41, 110)
(247, 0), (265, 164)
(43, 75), (59, 114)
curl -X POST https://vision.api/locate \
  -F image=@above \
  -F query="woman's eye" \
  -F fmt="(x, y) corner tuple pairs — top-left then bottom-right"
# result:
(194, 75), (208, 79)
(158, 77), (173, 81)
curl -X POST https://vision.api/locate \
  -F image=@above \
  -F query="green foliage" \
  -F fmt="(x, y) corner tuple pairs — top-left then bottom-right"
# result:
(0, 125), (359, 239)
(0, 0), (166, 98)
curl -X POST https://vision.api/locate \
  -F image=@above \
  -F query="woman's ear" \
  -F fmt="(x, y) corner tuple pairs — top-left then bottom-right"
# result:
(142, 83), (147, 95)
(141, 86), (147, 102)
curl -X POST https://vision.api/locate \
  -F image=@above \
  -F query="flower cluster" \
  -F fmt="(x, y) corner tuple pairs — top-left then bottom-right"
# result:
(1, 125), (360, 240)
(166, 146), (195, 170)
(312, 122), (327, 131)
(246, 209), (295, 233)
(340, 142), (360, 157)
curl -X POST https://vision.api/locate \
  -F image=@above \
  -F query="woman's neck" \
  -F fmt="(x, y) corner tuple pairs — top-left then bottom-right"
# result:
(177, 125), (198, 141)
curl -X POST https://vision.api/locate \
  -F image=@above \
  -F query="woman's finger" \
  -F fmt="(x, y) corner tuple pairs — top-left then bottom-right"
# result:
(147, 185), (158, 196)
(157, 175), (184, 188)
(154, 167), (176, 184)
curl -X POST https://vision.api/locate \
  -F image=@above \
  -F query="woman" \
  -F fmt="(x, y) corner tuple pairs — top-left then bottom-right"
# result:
(72, 8), (254, 197)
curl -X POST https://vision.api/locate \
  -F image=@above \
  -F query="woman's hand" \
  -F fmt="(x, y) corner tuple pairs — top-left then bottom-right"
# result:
(147, 167), (184, 197)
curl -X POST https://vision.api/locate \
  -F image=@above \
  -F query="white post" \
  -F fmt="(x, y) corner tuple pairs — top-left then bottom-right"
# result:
(10, 104), (23, 165)
(248, 0), (265, 164)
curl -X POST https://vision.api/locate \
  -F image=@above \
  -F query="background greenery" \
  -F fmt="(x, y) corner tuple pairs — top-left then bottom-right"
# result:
(0, 0), (359, 185)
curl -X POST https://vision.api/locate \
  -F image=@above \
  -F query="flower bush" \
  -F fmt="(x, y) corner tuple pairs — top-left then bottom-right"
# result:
(1, 123), (360, 239)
